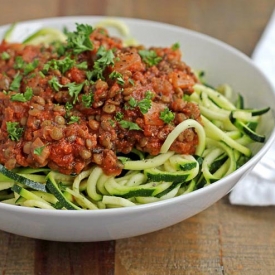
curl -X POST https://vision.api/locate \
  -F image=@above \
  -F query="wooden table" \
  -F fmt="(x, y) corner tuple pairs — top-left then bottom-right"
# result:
(1, 0), (275, 274)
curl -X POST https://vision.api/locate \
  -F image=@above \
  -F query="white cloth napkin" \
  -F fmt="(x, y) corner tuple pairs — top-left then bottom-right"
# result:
(229, 10), (275, 206)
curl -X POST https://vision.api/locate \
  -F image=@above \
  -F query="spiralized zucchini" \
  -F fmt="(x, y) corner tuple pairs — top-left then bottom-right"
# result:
(0, 21), (270, 210)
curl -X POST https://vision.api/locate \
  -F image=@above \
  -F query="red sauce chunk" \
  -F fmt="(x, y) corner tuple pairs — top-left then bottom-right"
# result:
(0, 26), (201, 176)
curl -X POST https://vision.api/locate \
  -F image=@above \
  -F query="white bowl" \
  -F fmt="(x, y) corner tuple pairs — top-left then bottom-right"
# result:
(0, 16), (275, 242)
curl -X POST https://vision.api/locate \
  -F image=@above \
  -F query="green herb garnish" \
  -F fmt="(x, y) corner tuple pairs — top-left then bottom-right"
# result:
(23, 59), (39, 75)
(119, 120), (141, 130)
(171, 42), (180, 50)
(109, 71), (125, 85)
(127, 91), (153, 114)
(91, 46), (115, 80)
(68, 115), (80, 124)
(115, 112), (124, 121)
(14, 56), (25, 70)
(82, 92), (94, 107)
(160, 107), (175, 124)
(43, 56), (75, 74)
(66, 23), (94, 54)
(6, 121), (24, 141)
(10, 73), (22, 91)
(11, 87), (33, 102)
(34, 145), (47, 156)
(1, 51), (10, 60)
(48, 76), (62, 91)
(138, 49), (162, 66)
(66, 82), (84, 104)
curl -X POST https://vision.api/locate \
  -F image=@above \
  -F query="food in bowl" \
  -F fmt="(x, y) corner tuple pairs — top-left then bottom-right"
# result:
(0, 19), (270, 211)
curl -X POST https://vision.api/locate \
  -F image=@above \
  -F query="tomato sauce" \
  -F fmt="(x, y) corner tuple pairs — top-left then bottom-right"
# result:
(0, 26), (201, 176)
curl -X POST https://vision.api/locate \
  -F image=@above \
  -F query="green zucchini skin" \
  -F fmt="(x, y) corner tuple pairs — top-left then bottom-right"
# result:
(0, 164), (47, 192)
(229, 112), (266, 142)
(145, 168), (189, 183)
(46, 172), (80, 210)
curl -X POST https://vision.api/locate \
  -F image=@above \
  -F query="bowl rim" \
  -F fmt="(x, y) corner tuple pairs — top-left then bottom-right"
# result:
(0, 15), (275, 216)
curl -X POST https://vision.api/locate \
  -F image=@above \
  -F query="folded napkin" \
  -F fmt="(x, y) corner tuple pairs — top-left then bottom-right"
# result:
(229, 10), (275, 206)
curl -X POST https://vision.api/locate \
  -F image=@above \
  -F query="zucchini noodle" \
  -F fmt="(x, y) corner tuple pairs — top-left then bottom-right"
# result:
(0, 21), (270, 210)
(160, 119), (206, 155)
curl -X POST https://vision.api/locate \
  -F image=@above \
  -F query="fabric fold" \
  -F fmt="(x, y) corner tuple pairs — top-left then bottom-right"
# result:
(229, 9), (275, 206)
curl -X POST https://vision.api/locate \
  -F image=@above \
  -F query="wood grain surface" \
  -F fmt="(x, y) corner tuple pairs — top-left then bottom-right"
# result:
(0, 0), (275, 274)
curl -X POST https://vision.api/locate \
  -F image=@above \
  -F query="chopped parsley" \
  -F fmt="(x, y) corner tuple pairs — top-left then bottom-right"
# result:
(114, 111), (141, 130)
(10, 73), (22, 91)
(23, 59), (39, 75)
(138, 49), (162, 66)
(13, 57), (39, 75)
(76, 61), (88, 70)
(128, 78), (135, 86)
(34, 145), (47, 156)
(65, 102), (73, 111)
(66, 82), (84, 104)
(85, 70), (93, 81)
(6, 121), (24, 141)
(11, 87), (33, 102)
(119, 120), (141, 131)
(14, 56), (25, 70)
(68, 115), (80, 124)
(171, 42), (180, 51)
(48, 76), (62, 91)
(160, 107), (175, 124)
(114, 112), (124, 121)
(1, 51), (10, 60)
(159, 107), (175, 124)
(127, 91), (153, 114)
(109, 71), (125, 85)
(66, 23), (94, 54)
(137, 91), (153, 114)
(43, 56), (75, 74)
(82, 92), (94, 107)
(91, 46), (115, 80)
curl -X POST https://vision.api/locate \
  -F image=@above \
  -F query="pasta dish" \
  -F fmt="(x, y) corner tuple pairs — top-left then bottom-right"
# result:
(0, 21), (269, 209)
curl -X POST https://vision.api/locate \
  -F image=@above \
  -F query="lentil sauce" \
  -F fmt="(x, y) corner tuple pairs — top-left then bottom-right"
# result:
(0, 26), (201, 176)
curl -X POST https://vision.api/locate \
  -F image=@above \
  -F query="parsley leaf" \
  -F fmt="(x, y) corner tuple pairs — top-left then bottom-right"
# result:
(128, 97), (138, 108)
(119, 120), (141, 131)
(138, 49), (162, 66)
(10, 73), (22, 91)
(138, 91), (153, 114)
(66, 23), (94, 54)
(82, 92), (94, 107)
(171, 42), (180, 50)
(23, 59), (39, 75)
(127, 91), (153, 114)
(14, 56), (25, 70)
(85, 70), (93, 81)
(68, 115), (80, 124)
(65, 82), (84, 104)
(91, 46), (115, 80)
(48, 76), (62, 91)
(43, 56), (75, 74)
(1, 51), (10, 60)
(76, 61), (88, 70)
(6, 121), (24, 141)
(114, 112), (124, 121)
(34, 145), (46, 156)
(11, 87), (33, 102)
(129, 78), (135, 86)
(65, 102), (73, 111)
(109, 71), (125, 85)
(13, 57), (39, 75)
(160, 107), (175, 124)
